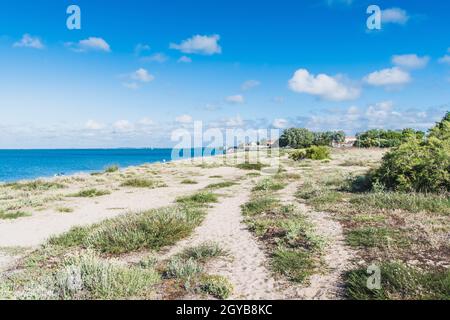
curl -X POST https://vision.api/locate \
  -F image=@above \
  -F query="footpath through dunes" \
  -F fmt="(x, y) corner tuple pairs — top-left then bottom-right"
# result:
(158, 182), (285, 299)
(279, 179), (355, 299)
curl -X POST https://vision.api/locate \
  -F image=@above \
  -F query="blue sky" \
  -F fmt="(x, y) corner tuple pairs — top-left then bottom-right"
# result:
(0, 0), (449, 148)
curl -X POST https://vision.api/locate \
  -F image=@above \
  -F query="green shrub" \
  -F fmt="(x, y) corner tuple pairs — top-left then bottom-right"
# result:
(252, 178), (287, 192)
(373, 113), (450, 193)
(181, 179), (198, 185)
(271, 248), (316, 283)
(198, 275), (233, 299)
(104, 165), (119, 173)
(176, 192), (218, 205)
(206, 181), (236, 189)
(290, 146), (330, 161)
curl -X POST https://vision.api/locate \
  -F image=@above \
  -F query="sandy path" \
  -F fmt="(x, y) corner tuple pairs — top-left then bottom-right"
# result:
(160, 184), (284, 300)
(280, 180), (355, 300)
(0, 167), (241, 248)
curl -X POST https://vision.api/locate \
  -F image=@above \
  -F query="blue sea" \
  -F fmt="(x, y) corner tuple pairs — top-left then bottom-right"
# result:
(0, 148), (223, 182)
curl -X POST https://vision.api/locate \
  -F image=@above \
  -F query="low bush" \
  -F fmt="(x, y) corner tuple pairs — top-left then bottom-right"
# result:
(68, 189), (111, 198)
(290, 146), (330, 161)
(198, 275), (233, 299)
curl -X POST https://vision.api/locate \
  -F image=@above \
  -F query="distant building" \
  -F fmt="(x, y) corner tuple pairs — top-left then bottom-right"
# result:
(333, 136), (357, 148)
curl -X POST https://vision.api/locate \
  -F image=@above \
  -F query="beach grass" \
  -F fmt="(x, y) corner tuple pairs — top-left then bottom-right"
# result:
(68, 189), (111, 198)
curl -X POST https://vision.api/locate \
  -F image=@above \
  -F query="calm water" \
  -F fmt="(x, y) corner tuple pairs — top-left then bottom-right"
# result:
(0, 148), (223, 182)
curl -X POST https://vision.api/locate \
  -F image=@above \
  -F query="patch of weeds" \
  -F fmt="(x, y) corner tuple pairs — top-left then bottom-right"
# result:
(121, 178), (166, 188)
(49, 226), (92, 247)
(56, 207), (74, 213)
(346, 227), (407, 248)
(209, 175), (223, 179)
(0, 210), (31, 220)
(179, 242), (226, 263)
(164, 257), (203, 280)
(350, 192), (450, 215)
(246, 172), (261, 177)
(6, 180), (66, 191)
(206, 181), (237, 189)
(271, 248), (316, 283)
(181, 179), (198, 185)
(241, 197), (279, 216)
(68, 189), (111, 198)
(252, 178), (287, 192)
(104, 165), (119, 173)
(55, 251), (159, 299)
(345, 262), (450, 300)
(236, 162), (267, 171)
(176, 192), (218, 205)
(198, 275), (233, 299)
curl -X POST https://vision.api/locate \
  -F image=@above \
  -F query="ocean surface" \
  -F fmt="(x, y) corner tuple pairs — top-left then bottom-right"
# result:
(0, 148), (223, 182)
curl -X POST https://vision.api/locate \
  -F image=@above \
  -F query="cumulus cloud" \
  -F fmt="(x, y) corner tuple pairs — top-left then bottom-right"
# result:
(134, 43), (151, 55)
(67, 37), (111, 52)
(131, 68), (154, 82)
(113, 120), (134, 132)
(382, 8), (409, 25)
(439, 49), (450, 65)
(392, 54), (429, 69)
(141, 52), (168, 63)
(364, 67), (411, 87)
(226, 95), (245, 104)
(13, 34), (44, 49)
(288, 69), (360, 101)
(85, 120), (105, 130)
(122, 68), (154, 89)
(178, 56), (192, 63)
(138, 117), (154, 126)
(241, 80), (261, 91)
(175, 114), (193, 124)
(170, 34), (221, 55)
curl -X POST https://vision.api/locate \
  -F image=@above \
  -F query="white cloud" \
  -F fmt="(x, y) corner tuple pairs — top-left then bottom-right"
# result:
(178, 56), (192, 63)
(381, 8), (409, 25)
(67, 37), (111, 52)
(392, 54), (429, 69)
(113, 120), (134, 132)
(142, 52), (168, 63)
(170, 34), (221, 55)
(134, 43), (151, 55)
(131, 68), (155, 83)
(364, 67), (411, 87)
(138, 117), (154, 126)
(85, 120), (105, 130)
(175, 114), (193, 124)
(226, 95), (245, 104)
(241, 80), (261, 91)
(122, 68), (154, 90)
(288, 69), (360, 101)
(226, 115), (244, 127)
(13, 34), (44, 49)
(439, 49), (450, 65)
(272, 118), (289, 129)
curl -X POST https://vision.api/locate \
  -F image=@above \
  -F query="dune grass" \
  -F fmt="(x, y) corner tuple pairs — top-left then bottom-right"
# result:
(236, 162), (267, 171)
(50, 205), (206, 254)
(120, 178), (166, 188)
(345, 262), (450, 300)
(176, 191), (218, 205)
(104, 165), (119, 173)
(5, 180), (65, 191)
(198, 275), (233, 299)
(56, 207), (74, 213)
(0, 211), (31, 220)
(180, 179), (198, 185)
(68, 189), (111, 198)
(206, 181), (237, 189)
(252, 178), (287, 192)
(179, 242), (227, 263)
(55, 251), (159, 300)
